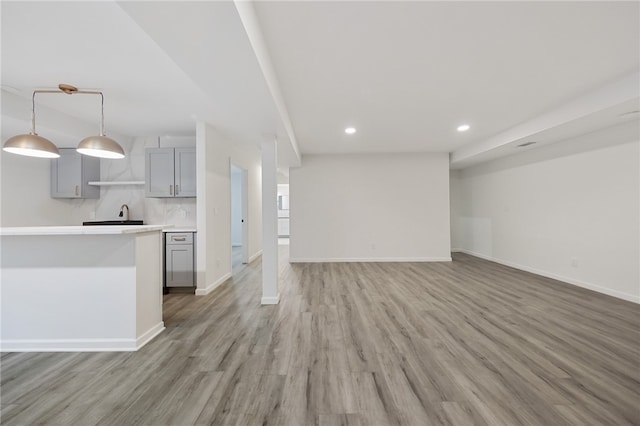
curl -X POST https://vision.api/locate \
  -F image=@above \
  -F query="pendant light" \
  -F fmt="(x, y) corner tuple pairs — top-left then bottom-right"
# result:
(2, 83), (125, 159)
(2, 92), (60, 158)
(77, 134), (125, 159)
(63, 84), (125, 159)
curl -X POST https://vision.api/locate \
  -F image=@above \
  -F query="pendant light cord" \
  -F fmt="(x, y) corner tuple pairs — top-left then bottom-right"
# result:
(30, 87), (107, 136)
(30, 89), (62, 135)
(99, 92), (105, 136)
(30, 91), (36, 135)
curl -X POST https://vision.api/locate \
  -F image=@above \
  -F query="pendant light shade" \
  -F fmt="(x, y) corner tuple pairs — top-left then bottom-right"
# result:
(2, 133), (60, 158)
(77, 135), (125, 159)
(73, 85), (125, 159)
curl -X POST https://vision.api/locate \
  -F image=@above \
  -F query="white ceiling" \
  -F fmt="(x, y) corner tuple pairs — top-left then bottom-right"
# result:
(2, 1), (639, 169)
(1, 1), (210, 137)
(254, 1), (639, 155)
(1, 1), (298, 165)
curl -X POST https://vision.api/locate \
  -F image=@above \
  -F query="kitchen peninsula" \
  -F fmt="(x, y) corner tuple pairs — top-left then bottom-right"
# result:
(1, 225), (165, 352)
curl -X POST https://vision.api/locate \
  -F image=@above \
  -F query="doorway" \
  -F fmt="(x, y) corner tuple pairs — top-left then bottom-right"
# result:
(277, 183), (290, 245)
(231, 163), (249, 273)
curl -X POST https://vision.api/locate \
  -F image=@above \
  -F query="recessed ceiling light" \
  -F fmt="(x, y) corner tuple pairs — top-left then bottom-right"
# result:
(345, 127), (356, 135)
(457, 124), (470, 132)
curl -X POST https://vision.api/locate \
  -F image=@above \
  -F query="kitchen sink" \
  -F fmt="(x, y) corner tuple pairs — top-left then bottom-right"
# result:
(83, 220), (144, 226)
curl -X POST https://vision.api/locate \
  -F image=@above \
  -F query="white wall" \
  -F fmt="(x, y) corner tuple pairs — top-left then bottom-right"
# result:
(290, 153), (451, 262)
(1, 150), (97, 226)
(451, 125), (639, 303)
(196, 122), (262, 295)
(449, 169), (463, 251)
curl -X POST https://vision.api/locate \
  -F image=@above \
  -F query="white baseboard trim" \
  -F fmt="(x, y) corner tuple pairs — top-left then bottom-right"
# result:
(136, 322), (165, 350)
(289, 256), (452, 263)
(457, 249), (640, 304)
(261, 294), (280, 305)
(248, 250), (263, 263)
(1, 338), (136, 352)
(0, 322), (167, 353)
(195, 272), (232, 296)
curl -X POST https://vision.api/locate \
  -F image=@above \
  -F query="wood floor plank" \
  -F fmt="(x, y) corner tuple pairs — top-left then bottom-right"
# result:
(351, 372), (400, 426)
(317, 413), (362, 426)
(1, 249), (638, 425)
(441, 401), (482, 426)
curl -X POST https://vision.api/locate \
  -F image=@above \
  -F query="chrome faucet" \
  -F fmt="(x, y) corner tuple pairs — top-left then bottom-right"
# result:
(119, 204), (130, 221)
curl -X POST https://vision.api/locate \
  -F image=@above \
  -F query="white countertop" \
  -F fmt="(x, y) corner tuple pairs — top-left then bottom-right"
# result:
(163, 228), (197, 233)
(0, 225), (164, 236)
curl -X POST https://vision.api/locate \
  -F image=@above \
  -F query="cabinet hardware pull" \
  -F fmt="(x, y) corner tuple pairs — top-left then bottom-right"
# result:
(173, 237), (186, 241)
(169, 184), (173, 195)
(75, 185), (79, 196)
(175, 184), (179, 195)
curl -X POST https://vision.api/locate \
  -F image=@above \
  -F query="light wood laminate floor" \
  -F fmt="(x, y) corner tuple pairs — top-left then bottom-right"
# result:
(232, 245), (244, 275)
(2, 249), (639, 425)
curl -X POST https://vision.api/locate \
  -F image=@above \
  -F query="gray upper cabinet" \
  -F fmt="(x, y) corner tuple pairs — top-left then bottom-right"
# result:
(145, 148), (175, 197)
(51, 148), (100, 199)
(145, 147), (196, 198)
(174, 148), (196, 197)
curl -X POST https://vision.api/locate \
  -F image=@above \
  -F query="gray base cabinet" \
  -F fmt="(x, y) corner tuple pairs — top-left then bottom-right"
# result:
(51, 148), (100, 198)
(165, 232), (194, 288)
(145, 147), (196, 198)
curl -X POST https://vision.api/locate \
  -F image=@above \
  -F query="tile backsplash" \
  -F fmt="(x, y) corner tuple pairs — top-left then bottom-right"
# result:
(94, 136), (196, 228)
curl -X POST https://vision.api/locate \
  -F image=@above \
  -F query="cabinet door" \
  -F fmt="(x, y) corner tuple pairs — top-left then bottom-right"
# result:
(145, 148), (175, 197)
(174, 147), (196, 197)
(165, 244), (194, 287)
(51, 149), (82, 198)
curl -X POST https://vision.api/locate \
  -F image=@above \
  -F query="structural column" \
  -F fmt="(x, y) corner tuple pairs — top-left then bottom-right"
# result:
(261, 137), (280, 304)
